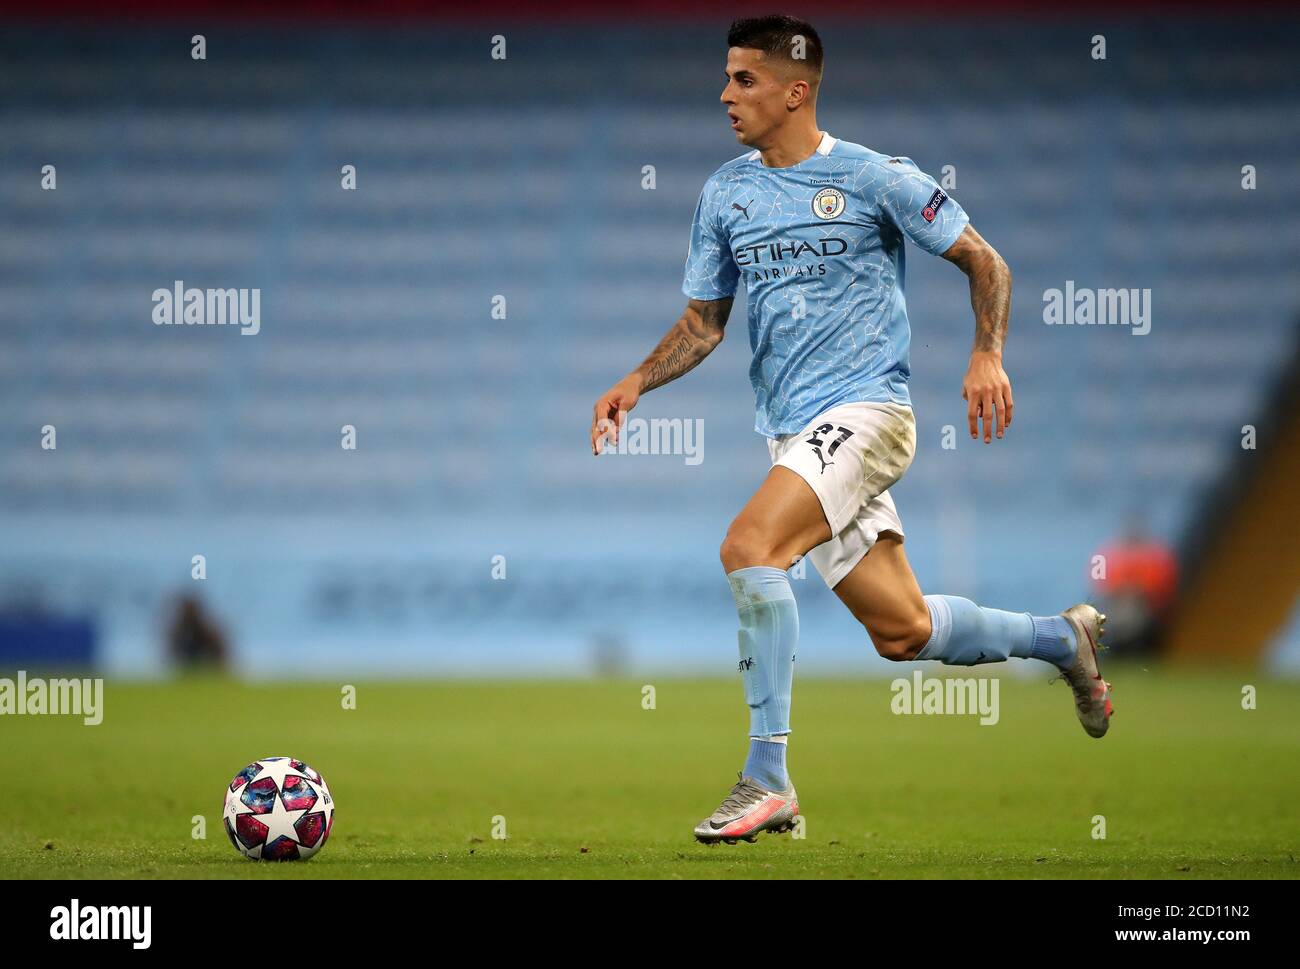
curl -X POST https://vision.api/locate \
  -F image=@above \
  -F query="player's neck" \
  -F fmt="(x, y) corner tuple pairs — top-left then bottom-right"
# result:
(757, 123), (824, 169)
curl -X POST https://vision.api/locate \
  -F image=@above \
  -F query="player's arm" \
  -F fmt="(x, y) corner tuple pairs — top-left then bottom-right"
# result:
(589, 296), (733, 455)
(942, 223), (1014, 444)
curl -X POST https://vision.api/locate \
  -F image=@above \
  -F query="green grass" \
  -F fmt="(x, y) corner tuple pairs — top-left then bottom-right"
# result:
(2, 667), (1298, 879)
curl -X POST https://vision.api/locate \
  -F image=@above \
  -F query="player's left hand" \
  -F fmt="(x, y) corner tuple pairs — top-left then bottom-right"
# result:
(590, 374), (643, 455)
(961, 351), (1014, 443)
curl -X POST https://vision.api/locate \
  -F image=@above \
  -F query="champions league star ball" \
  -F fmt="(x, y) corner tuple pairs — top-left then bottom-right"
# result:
(222, 757), (334, 861)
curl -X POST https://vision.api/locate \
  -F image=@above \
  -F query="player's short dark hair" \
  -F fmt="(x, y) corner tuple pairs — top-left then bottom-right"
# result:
(727, 15), (824, 85)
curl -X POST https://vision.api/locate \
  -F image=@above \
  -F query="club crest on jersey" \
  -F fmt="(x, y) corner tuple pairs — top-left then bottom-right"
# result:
(922, 188), (948, 223)
(812, 187), (846, 220)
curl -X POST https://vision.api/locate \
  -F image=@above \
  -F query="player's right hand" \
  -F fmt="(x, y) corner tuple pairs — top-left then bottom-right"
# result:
(591, 375), (643, 455)
(961, 350), (1014, 444)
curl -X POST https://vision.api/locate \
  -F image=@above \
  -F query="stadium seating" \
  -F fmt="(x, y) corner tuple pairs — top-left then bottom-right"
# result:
(1, 22), (1296, 674)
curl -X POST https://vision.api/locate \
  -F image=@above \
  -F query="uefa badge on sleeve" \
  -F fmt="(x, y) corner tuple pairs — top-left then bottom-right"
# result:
(922, 188), (948, 223)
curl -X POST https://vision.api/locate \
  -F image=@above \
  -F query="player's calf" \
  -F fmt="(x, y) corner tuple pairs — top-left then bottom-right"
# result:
(863, 611), (931, 662)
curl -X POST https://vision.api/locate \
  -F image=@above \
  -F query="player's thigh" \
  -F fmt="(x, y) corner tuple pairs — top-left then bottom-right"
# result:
(720, 465), (833, 572)
(833, 533), (930, 657)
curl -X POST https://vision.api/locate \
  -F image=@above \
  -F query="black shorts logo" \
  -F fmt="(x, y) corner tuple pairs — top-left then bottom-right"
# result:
(806, 424), (853, 474)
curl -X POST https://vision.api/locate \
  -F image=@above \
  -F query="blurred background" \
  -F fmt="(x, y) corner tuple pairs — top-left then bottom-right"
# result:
(1, 2), (1297, 680)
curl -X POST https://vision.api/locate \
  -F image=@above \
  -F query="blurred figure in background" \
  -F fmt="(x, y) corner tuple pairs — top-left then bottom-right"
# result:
(165, 594), (229, 674)
(590, 632), (630, 678)
(1091, 516), (1179, 657)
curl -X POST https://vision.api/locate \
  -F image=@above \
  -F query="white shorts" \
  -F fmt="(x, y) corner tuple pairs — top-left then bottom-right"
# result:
(767, 401), (916, 589)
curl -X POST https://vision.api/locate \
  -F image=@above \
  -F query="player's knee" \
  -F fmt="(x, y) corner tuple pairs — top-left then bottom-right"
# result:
(867, 613), (931, 662)
(720, 523), (781, 572)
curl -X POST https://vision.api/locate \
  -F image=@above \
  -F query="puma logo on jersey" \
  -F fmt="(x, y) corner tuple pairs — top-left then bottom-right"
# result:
(732, 199), (753, 219)
(812, 446), (834, 474)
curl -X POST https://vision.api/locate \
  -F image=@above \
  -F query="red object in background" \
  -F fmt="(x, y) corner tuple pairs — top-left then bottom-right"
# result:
(1092, 540), (1179, 615)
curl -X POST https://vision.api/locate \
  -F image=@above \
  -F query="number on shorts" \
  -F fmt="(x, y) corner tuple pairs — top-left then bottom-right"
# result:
(808, 424), (853, 456)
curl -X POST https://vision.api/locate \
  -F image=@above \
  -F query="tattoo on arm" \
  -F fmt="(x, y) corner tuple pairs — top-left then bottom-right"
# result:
(634, 297), (732, 393)
(942, 225), (1012, 354)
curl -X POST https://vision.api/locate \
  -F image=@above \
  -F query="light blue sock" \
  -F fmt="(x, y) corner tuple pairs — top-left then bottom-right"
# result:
(743, 738), (789, 791)
(727, 566), (798, 739)
(918, 594), (1076, 669)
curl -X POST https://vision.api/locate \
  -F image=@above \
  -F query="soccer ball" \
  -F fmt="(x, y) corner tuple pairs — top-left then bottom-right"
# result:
(222, 756), (334, 861)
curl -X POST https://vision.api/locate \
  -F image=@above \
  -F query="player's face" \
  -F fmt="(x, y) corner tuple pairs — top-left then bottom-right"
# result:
(720, 47), (792, 147)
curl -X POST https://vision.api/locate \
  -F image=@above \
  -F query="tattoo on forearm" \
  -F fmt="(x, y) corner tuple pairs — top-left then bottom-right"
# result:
(969, 250), (1011, 353)
(944, 227), (1011, 354)
(634, 299), (731, 393)
(643, 335), (695, 389)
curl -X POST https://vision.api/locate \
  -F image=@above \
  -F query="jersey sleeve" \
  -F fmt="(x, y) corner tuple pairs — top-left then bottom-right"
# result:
(682, 178), (739, 300)
(872, 156), (970, 256)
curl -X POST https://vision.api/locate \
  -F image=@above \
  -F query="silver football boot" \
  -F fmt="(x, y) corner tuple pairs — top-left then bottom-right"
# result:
(693, 773), (799, 845)
(1057, 603), (1113, 738)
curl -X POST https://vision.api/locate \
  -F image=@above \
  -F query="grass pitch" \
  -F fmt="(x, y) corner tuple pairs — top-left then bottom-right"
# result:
(2, 667), (1297, 879)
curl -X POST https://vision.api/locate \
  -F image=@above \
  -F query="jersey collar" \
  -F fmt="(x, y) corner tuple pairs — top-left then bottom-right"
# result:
(747, 131), (837, 164)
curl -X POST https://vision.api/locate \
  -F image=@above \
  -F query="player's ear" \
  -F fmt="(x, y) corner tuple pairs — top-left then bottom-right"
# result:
(787, 78), (812, 111)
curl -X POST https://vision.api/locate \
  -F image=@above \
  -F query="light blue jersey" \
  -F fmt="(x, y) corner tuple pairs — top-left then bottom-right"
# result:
(682, 132), (969, 437)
